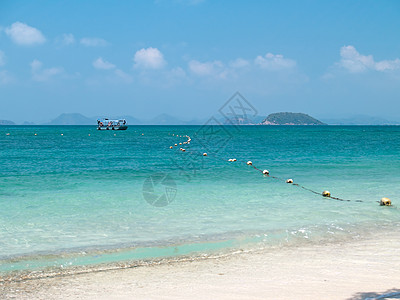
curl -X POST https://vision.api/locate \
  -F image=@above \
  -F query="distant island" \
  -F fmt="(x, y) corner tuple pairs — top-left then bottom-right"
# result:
(45, 113), (93, 125)
(260, 112), (326, 125)
(0, 120), (16, 125)
(2, 112), (399, 126)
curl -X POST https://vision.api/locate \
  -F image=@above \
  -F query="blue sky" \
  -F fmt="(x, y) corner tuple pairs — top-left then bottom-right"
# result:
(1, 0), (400, 123)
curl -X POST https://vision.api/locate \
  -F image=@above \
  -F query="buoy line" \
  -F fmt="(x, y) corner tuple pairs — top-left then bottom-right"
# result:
(167, 133), (393, 206)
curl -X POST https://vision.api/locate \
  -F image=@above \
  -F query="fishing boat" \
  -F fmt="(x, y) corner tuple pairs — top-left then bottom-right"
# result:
(97, 118), (128, 130)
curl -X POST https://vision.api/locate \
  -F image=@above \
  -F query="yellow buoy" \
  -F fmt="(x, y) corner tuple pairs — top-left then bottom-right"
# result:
(286, 179), (293, 183)
(247, 161), (252, 165)
(322, 191), (331, 197)
(380, 197), (392, 206)
(263, 170), (269, 175)
(203, 153), (207, 156)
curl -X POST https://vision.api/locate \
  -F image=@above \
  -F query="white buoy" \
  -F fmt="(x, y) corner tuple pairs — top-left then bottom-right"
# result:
(182, 149), (186, 152)
(380, 197), (392, 206)
(114, 134), (116, 136)
(247, 161), (252, 165)
(61, 134), (64, 136)
(88, 134), (90, 136)
(228, 159), (233, 162)
(232, 158), (237, 161)
(179, 142), (182, 145)
(34, 133), (37, 136)
(263, 170), (269, 175)
(286, 179), (293, 183)
(6, 133), (10, 136)
(169, 146), (173, 149)
(322, 190), (331, 197)
(203, 153), (207, 156)
(174, 144), (178, 146)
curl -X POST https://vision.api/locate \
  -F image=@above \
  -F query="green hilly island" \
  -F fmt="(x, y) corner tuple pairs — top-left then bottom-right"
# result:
(261, 112), (326, 125)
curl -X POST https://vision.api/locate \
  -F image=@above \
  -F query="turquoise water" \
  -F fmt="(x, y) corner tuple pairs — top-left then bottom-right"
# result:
(0, 125), (399, 273)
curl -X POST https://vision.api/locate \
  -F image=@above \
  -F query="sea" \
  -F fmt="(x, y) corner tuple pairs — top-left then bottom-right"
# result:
(0, 125), (399, 276)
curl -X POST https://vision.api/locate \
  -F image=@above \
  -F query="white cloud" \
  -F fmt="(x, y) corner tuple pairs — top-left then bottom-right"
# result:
(114, 69), (133, 83)
(5, 22), (46, 46)
(80, 37), (108, 47)
(62, 33), (75, 45)
(229, 58), (250, 68)
(254, 53), (296, 70)
(134, 47), (166, 69)
(93, 57), (116, 70)
(0, 70), (14, 84)
(0, 50), (5, 66)
(339, 45), (400, 73)
(188, 60), (226, 77)
(30, 59), (63, 81)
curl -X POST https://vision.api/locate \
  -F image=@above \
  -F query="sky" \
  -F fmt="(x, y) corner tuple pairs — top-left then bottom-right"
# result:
(0, 0), (400, 123)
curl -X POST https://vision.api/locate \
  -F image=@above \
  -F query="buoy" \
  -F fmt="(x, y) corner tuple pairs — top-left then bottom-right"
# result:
(172, 134), (174, 136)
(169, 146), (173, 149)
(380, 197), (392, 206)
(174, 144), (178, 146)
(34, 133), (37, 136)
(228, 159), (233, 162)
(247, 161), (252, 165)
(203, 153), (207, 156)
(263, 170), (269, 175)
(6, 133), (10, 136)
(179, 143), (182, 145)
(114, 134), (116, 136)
(232, 158), (236, 161)
(182, 149), (186, 152)
(142, 133), (144, 135)
(322, 190), (331, 197)
(61, 134), (63, 136)
(286, 179), (293, 183)
(88, 134), (90, 136)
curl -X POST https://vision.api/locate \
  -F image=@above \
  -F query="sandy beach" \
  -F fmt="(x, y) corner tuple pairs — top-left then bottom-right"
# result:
(2, 232), (400, 300)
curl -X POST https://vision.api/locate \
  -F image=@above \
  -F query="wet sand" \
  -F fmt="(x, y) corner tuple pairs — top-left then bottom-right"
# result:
(1, 233), (400, 300)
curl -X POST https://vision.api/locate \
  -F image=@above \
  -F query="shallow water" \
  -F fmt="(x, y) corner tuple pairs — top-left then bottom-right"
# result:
(0, 125), (399, 273)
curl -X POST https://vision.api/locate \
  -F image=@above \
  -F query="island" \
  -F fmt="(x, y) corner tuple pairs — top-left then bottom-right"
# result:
(260, 112), (326, 125)
(0, 120), (16, 125)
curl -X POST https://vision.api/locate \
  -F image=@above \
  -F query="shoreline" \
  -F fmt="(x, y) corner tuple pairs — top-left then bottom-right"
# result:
(2, 231), (400, 299)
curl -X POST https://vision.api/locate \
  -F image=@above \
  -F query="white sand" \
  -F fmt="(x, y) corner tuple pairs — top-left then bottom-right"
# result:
(2, 234), (400, 300)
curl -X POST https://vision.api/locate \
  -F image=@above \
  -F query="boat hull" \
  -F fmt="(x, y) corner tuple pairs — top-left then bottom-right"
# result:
(97, 125), (128, 131)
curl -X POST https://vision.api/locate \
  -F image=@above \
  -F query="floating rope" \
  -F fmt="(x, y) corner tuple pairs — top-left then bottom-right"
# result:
(167, 133), (394, 206)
